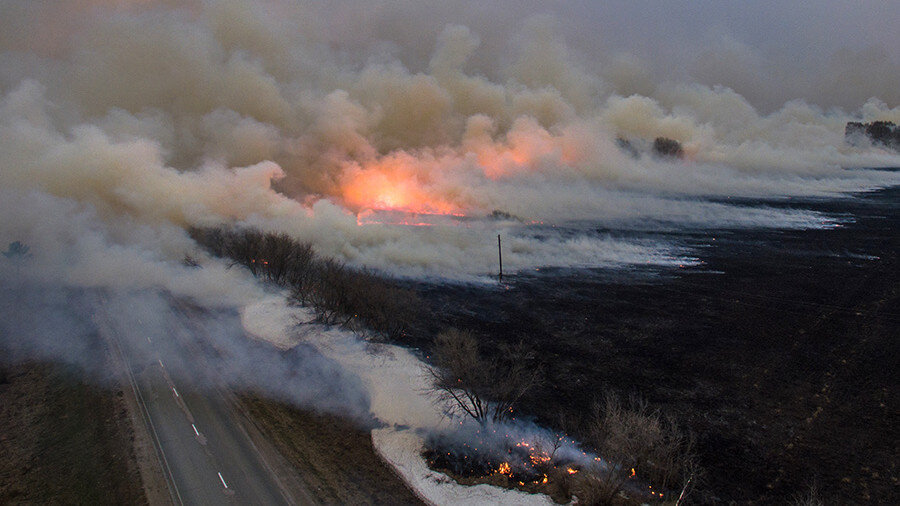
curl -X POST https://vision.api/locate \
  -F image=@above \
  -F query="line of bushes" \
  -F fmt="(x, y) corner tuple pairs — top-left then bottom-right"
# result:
(189, 227), (420, 341)
(425, 327), (698, 505)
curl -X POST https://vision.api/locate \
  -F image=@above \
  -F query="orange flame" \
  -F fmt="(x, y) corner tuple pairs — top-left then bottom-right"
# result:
(497, 462), (512, 476)
(530, 453), (551, 466)
(338, 120), (584, 219)
(340, 155), (459, 215)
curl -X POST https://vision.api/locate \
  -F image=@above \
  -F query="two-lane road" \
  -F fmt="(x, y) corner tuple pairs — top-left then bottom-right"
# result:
(97, 296), (311, 505)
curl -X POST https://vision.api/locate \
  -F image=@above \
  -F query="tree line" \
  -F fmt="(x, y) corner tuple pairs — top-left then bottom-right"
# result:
(189, 227), (419, 341)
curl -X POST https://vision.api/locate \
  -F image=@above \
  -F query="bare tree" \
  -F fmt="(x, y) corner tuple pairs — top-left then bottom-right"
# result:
(427, 328), (542, 424)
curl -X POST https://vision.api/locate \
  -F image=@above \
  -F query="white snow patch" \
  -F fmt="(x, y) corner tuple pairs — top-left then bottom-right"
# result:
(240, 293), (304, 349)
(241, 295), (556, 505)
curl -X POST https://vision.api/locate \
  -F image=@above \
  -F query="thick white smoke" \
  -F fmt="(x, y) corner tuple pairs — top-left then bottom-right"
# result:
(0, 0), (898, 283)
(1, 0), (899, 473)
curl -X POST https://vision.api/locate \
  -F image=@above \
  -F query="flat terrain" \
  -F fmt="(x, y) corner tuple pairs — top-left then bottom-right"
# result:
(412, 185), (900, 504)
(0, 360), (146, 505)
(240, 395), (423, 505)
(1, 292), (423, 506)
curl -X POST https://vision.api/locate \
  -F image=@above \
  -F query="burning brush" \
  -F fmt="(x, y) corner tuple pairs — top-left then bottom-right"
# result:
(423, 422), (597, 494)
(422, 420), (691, 504)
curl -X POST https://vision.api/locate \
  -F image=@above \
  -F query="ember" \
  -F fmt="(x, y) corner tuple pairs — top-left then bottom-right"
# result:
(423, 421), (684, 503)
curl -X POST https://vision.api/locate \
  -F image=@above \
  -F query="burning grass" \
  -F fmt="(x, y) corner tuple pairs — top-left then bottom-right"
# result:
(422, 392), (697, 505)
(424, 436), (687, 505)
(189, 227), (699, 504)
(423, 424), (583, 503)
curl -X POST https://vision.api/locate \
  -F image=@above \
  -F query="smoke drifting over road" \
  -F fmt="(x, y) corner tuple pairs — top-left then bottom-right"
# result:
(1, 1), (900, 394)
(3, 5), (898, 501)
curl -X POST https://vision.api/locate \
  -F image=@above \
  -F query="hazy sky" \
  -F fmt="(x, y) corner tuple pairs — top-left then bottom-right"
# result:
(308, 0), (900, 111)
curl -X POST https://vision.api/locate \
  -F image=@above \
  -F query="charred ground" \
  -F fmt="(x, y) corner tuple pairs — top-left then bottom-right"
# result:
(407, 183), (900, 504)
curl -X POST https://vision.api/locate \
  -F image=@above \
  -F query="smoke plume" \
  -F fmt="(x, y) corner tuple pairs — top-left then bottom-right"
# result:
(1, 0), (899, 416)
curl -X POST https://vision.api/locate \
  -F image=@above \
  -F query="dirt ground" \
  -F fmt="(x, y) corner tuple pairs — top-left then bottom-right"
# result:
(0, 360), (147, 505)
(0, 309), (423, 506)
(240, 395), (424, 505)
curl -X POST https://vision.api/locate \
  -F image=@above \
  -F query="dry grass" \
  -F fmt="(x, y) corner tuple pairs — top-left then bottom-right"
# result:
(0, 361), (146, 504)
(240, 395), (422, 505)
(576, 391), (698, 505)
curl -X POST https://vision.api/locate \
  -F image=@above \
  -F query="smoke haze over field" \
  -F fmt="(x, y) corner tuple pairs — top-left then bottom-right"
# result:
(3, 4), (899, 499)
(1, 0), (900, 284)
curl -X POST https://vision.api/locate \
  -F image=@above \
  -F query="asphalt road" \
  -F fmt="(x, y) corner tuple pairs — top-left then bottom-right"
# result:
(97, 297), (312, 506)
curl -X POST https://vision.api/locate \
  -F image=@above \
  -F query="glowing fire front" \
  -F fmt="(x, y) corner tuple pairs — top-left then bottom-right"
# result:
(424, 428), (584, 493)
(338, 118), (583, 221)
(340, 154), (460, 216)
(424, 426), (679, 503)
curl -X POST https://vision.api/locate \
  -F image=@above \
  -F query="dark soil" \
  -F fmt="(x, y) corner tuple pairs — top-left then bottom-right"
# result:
(407, 185), (900, 504)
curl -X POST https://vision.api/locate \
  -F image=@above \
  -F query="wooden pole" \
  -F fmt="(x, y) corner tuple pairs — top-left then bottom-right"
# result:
(497, 234), (503, 283)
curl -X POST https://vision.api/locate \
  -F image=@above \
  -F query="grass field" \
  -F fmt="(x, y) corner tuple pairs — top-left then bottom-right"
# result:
(241, 395), (423, 505)
(0, 360), (146, 505)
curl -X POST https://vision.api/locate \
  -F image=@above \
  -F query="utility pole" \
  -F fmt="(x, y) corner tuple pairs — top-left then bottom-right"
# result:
(497, 234), (503, 283)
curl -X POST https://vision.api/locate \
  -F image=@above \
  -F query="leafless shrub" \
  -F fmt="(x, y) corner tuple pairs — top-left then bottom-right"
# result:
(224, 228), (266, 275)
(257, 233), (307, 284)
(286, 247), (317, 304)
(427, 328), (542, 424)
(790, 484), (825, 506)
(615, 138), (640, 159)
(307, 258), (354, 325)
(187, 227), (226, 256)
(578, 391), (697, 505)
(344, 268), (420, 341)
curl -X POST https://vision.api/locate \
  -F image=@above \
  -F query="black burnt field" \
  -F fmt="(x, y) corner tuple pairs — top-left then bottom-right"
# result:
(409, 183), (899, 504)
